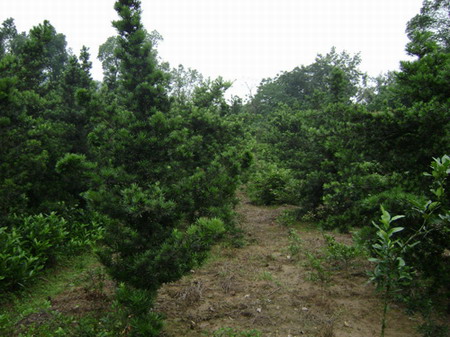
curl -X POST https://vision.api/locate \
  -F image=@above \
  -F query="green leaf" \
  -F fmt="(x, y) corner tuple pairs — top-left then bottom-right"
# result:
(390, 215), (405, 222)
(390, 227), (404, 235)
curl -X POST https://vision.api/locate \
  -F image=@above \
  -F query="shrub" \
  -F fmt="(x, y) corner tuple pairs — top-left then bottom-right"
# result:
(0, 212), (104, 293)
(18, 213), (69, 265)
(247, 161), (297, 205)
(0, 227), (42, 292)
(324, 234), (362, 269)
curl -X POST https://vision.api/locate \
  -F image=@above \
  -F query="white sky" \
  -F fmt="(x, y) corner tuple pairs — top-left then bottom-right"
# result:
(1, 0), (423, 98)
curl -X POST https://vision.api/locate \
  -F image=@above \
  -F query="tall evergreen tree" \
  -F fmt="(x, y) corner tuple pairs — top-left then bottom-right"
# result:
(89, 2), (246, 334)
(112, 0), (169, 115)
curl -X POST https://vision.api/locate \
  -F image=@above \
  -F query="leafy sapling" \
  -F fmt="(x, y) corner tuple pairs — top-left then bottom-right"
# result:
(323, 234), (361, 270)
(368, 206), (417, 337)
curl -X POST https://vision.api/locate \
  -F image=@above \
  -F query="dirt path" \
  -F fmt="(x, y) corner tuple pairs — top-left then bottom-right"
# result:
(155, 195), (420, 337)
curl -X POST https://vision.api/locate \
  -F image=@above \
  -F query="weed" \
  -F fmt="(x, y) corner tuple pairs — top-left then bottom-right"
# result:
(176, 280), (204, 305)
(258, 271), (274, 282)
(81, 267), (108, 300)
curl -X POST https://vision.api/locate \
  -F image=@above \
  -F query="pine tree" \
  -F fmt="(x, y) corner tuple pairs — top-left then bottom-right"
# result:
(90, 2), (232, 335)
(112, 0), (169, 116)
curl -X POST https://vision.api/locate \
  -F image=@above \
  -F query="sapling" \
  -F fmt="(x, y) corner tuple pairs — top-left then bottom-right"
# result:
(368, 206), (417, 337)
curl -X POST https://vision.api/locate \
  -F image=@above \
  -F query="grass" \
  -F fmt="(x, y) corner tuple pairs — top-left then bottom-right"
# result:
(0, 251), (102, 336)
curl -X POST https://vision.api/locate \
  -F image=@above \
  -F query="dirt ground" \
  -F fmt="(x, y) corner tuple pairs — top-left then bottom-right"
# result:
(154, 195), (422, 337)
(14, 194), (425, 336)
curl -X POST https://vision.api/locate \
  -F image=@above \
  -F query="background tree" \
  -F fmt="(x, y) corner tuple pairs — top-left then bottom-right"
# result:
(251, 48), (363, 115)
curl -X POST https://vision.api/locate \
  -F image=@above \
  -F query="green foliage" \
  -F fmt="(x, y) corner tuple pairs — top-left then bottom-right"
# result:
(18, 213), (69, 264)
(287, 228), (302, 257)
(0, 0), (447, 333)
(0, 213), (103, 293)
(305, 251), (332, 285)
(401, 155), (450, 308)
(84, 5), (251, 335)
(368, 207), (417, 337)
(417, 322), (449, 337)
(0, 5), (247, 337)
(112, 0), (169, 115)
(247, 160), (297, 205)
(277, 210), (297, 227)
(246, 0), (449, 239)
(0, 226), (42, 291)
(368, 208), (414, 291)
(323, 234), (361, 268)
(252, 48), (364, 114)
(114, 283), (163, 337)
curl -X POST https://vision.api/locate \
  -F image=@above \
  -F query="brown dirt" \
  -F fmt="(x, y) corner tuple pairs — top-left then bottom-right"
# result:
(13, 194), (425, 336)
(155, 195), (421, 337)
(13, 264), (116, 335)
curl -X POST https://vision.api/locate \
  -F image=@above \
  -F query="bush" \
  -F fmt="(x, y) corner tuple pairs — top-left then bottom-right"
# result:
(18, 213), (69, 265)
(324, 234), (362, 268)
(0, 227), (42, 292)
(366, 155), (450, 335)
(0, 213), (104, 293)
(247, 161), (297, 205)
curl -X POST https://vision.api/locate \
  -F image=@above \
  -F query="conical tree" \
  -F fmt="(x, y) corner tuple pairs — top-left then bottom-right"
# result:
(113, 0), (169, 115)
(90, 2), (229, 335)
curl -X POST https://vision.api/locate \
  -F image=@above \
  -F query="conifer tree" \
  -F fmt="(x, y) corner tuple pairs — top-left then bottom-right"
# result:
(90, 2), (234, 334)
(112, 0), (169, 115)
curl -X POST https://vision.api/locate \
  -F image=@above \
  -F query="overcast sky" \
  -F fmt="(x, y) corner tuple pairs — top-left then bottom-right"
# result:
(1, 0), (424, 98)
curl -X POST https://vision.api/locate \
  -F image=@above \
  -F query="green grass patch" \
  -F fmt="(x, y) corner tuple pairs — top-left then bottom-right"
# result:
(0, 251), (101, 335)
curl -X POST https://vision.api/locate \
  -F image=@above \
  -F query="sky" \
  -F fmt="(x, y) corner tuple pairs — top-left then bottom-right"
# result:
(0, 0), (424, 98)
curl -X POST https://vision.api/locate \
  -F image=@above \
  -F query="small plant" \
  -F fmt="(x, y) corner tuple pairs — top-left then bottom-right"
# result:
(368, 206), (417, 337)
(0, 226), (42, 292)
(287, 228), (302, 257)
(258, 271), (274, 282)
(324, 234), (361, 269)
(277, 210), (297, 227)
(212, 327), (262, 337)
(305, 252), (331, 285)
(82, 267), (108, 300)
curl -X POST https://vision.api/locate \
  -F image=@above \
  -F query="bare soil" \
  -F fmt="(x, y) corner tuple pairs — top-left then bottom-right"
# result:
(14, 194), (424, 336)
(155, 195), (421, 337)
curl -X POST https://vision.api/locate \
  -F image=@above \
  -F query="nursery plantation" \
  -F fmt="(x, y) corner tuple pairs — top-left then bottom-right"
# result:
(0, 0), (449, 336)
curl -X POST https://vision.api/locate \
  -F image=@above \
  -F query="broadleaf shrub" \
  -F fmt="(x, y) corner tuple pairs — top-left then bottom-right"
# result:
(0, 227), (42, 291)
(0, 213), (104, 293)
(247, 161), (297, 205)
